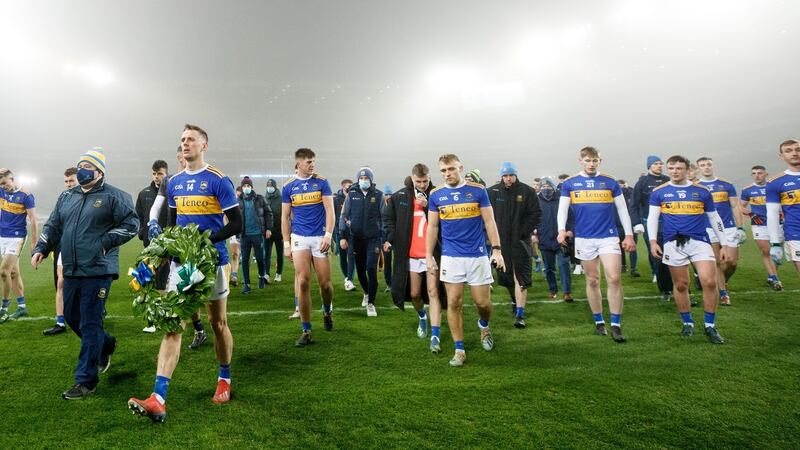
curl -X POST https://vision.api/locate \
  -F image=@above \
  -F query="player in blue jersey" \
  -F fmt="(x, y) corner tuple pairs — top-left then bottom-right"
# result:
(129, 124), (243, 422)
(740, 165), (782, 290)
(696, 157), (746, 306)
(557, 147), (635, 343)
(648, 155), (731, 344)
(0, 168), (38, 323)
(282, 148), (336, 347)
(766, 139), (800, 275)
(426, 154), (505, 367)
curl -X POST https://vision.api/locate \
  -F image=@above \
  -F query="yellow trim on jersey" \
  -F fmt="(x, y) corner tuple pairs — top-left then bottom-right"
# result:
(767, 174), (784, 183)
(711, 191), (729, 203)
(438, 202), (481, 220)
(206, 165), (225, 178)
(465, 181), (484, 189)
(780, 190), (800, 206)
(175, 195), (223, 215)
(661, 201), (704, 215)
(283, 177), (297, 187)
(748, 197), (766, 205)
(0, 199), (26, 214)
(291, 191), (323, 206)
(570, 190), (613, 204)
(652, 182), (670, 192)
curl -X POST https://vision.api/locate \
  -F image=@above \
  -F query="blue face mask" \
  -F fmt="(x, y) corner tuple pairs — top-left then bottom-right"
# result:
(359, 180), (370, 190)
(266, 186), (276, 194)
(77, 167), (96, 186)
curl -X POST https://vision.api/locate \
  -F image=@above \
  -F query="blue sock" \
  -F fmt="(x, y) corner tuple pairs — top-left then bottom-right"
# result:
(516, 307), (525, 318)
(704, 311), (715, 328)
(417, 309), (426, 319)
(768, 274), (778, 281)
(192, 319), (204, 332)
(478, 319), (489, 329)
(302, 322), (312, 332)
(232, 271), (238, 276)
(153, 375), (170, 402)
(593, 313), (604, 324)
(680, 311), (694, 324)
(218, 363), (231, 381)
(719, 289), (728, 297)
(431, 326), (440, 338)
(1, 299), (8, 309)
(610, 313), (621, 326)
(454, 340), (465, 351)
(294, 297), (298, 307)
(323, 303), (331, 314)
(16, 297), (25, 308)
(56, 315), (65, 326)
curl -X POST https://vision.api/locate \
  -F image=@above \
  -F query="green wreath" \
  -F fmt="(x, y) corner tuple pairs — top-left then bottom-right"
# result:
(128, 224), (219, 333)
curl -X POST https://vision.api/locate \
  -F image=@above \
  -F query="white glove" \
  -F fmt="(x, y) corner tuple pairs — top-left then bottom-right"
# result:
(735, 228), (747, 244)
(633, 224), (645, 235)
(770, 244), (784, 266)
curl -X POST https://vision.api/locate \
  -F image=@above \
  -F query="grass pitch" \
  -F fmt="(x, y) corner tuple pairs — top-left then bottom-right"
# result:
(1, 236), (799, 449)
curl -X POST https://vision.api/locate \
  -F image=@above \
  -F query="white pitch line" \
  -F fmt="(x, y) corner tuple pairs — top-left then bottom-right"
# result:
(8, 289), (797, 323)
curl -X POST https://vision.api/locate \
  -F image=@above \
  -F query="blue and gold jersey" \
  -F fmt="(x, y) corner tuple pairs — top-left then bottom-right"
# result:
(560, 173), (622, 238)
(740, 183), (767, 225)
(650, 182), (715, 243)
(428, 182), (490, 257)
(167, 165), (238, 265)
(0, 188), (35, 238)
(697, 178), (737, 228)
(282, 175), (333, 237)
(766, 171), (800, 240)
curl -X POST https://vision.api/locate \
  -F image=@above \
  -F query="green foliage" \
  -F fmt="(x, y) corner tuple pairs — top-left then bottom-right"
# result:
(129, 224), (218, 332)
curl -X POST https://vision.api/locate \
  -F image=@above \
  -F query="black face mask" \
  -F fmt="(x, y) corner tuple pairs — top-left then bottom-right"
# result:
(540, 188), (555, 201)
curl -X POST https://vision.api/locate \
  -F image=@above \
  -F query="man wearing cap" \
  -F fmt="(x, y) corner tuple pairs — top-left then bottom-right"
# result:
(487, 162), (541, 328)
(632, 155), (673, 298)
(32, 148), (138, 400)
(340, 167), (384, 317)
(237, 176), (273, 294)
(264, 178), (284, 283)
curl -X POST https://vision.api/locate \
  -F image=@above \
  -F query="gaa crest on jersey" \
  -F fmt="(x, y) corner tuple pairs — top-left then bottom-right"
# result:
(465, 192), (474, 200)
(199, 180), (208, 192)
(692, 192), (699, 199)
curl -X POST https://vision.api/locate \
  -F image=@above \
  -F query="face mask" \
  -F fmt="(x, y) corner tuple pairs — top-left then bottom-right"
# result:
(540, 188), (554, 201)
(266, 186), (275, 194)
(242, 187), (252, 195)
(77, 167), (96, 186)
(359, 180), (370, 190)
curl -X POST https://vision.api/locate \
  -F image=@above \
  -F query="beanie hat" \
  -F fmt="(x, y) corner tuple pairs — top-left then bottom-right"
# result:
(266, 178), (277, 188)
(383, 184), (392, 195)
(78, 147), (107, 175)
(241, 176), (253, 187)
(540, 177), (557, 190)
(466, 169), (482, 183)
(499, 162), (519, 177)
(356, 167), (374, 184)
(646, 155), (662, 170)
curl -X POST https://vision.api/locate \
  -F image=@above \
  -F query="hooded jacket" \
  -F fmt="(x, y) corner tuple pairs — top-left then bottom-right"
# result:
(487, 179), (541, 253)
(34, 178), (138, 279)
(340, 183), (383, 240)
(537, 188), (574, 251)
(264, 180), (282, 235)
(237, 190), (273, 237)
(631, 172), (670, 226)
(135, 180), (168, 244)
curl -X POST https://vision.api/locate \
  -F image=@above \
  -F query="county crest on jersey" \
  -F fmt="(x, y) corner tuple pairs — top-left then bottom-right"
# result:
(428, 182), (490, 257)
(167, 165), (238, 265)
(697, 178), (737, 228)
(0, 188), (35, 238)
(282, 175), (333, 237)
(560, 173), (621, 238)
(649, 182), (715, 243)
(740, 183), (768, 225)
(766, 171), (800, 241)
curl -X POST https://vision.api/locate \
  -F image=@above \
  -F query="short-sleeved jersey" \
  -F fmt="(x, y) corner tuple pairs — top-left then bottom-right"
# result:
(167, 165), (238, 265)
(282, 175), (333, 237)
(409, 199), (427, 259)
(0, 188), (35, 238)
(649, 182), (716, 243)
(428, 182), (490, 257)
(740, 183), (767, 225)
(560, 173), (622, 239)
(697, 179), (737, 228)
(766, 171), (800, 241)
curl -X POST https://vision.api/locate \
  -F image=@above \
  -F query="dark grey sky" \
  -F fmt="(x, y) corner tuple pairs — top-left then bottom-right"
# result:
(1, 0), (799, 211)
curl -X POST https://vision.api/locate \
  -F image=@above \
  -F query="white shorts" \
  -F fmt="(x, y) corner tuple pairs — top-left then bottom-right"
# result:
(662, 239), (716, 267)
(168, 262), (230, 301)
(228, 236), (239, 245)
(409, 257), (427, 273)
(291, 233), (328, 258)
(574, 237), (620, 261)
(0, 237), (25, 256)
(706, 227), (739, 248)
(439, 255), (494, 286)
(752, 225), (783, 242)
(784, 241), (800, 262)
(57, 253), (63, 266)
